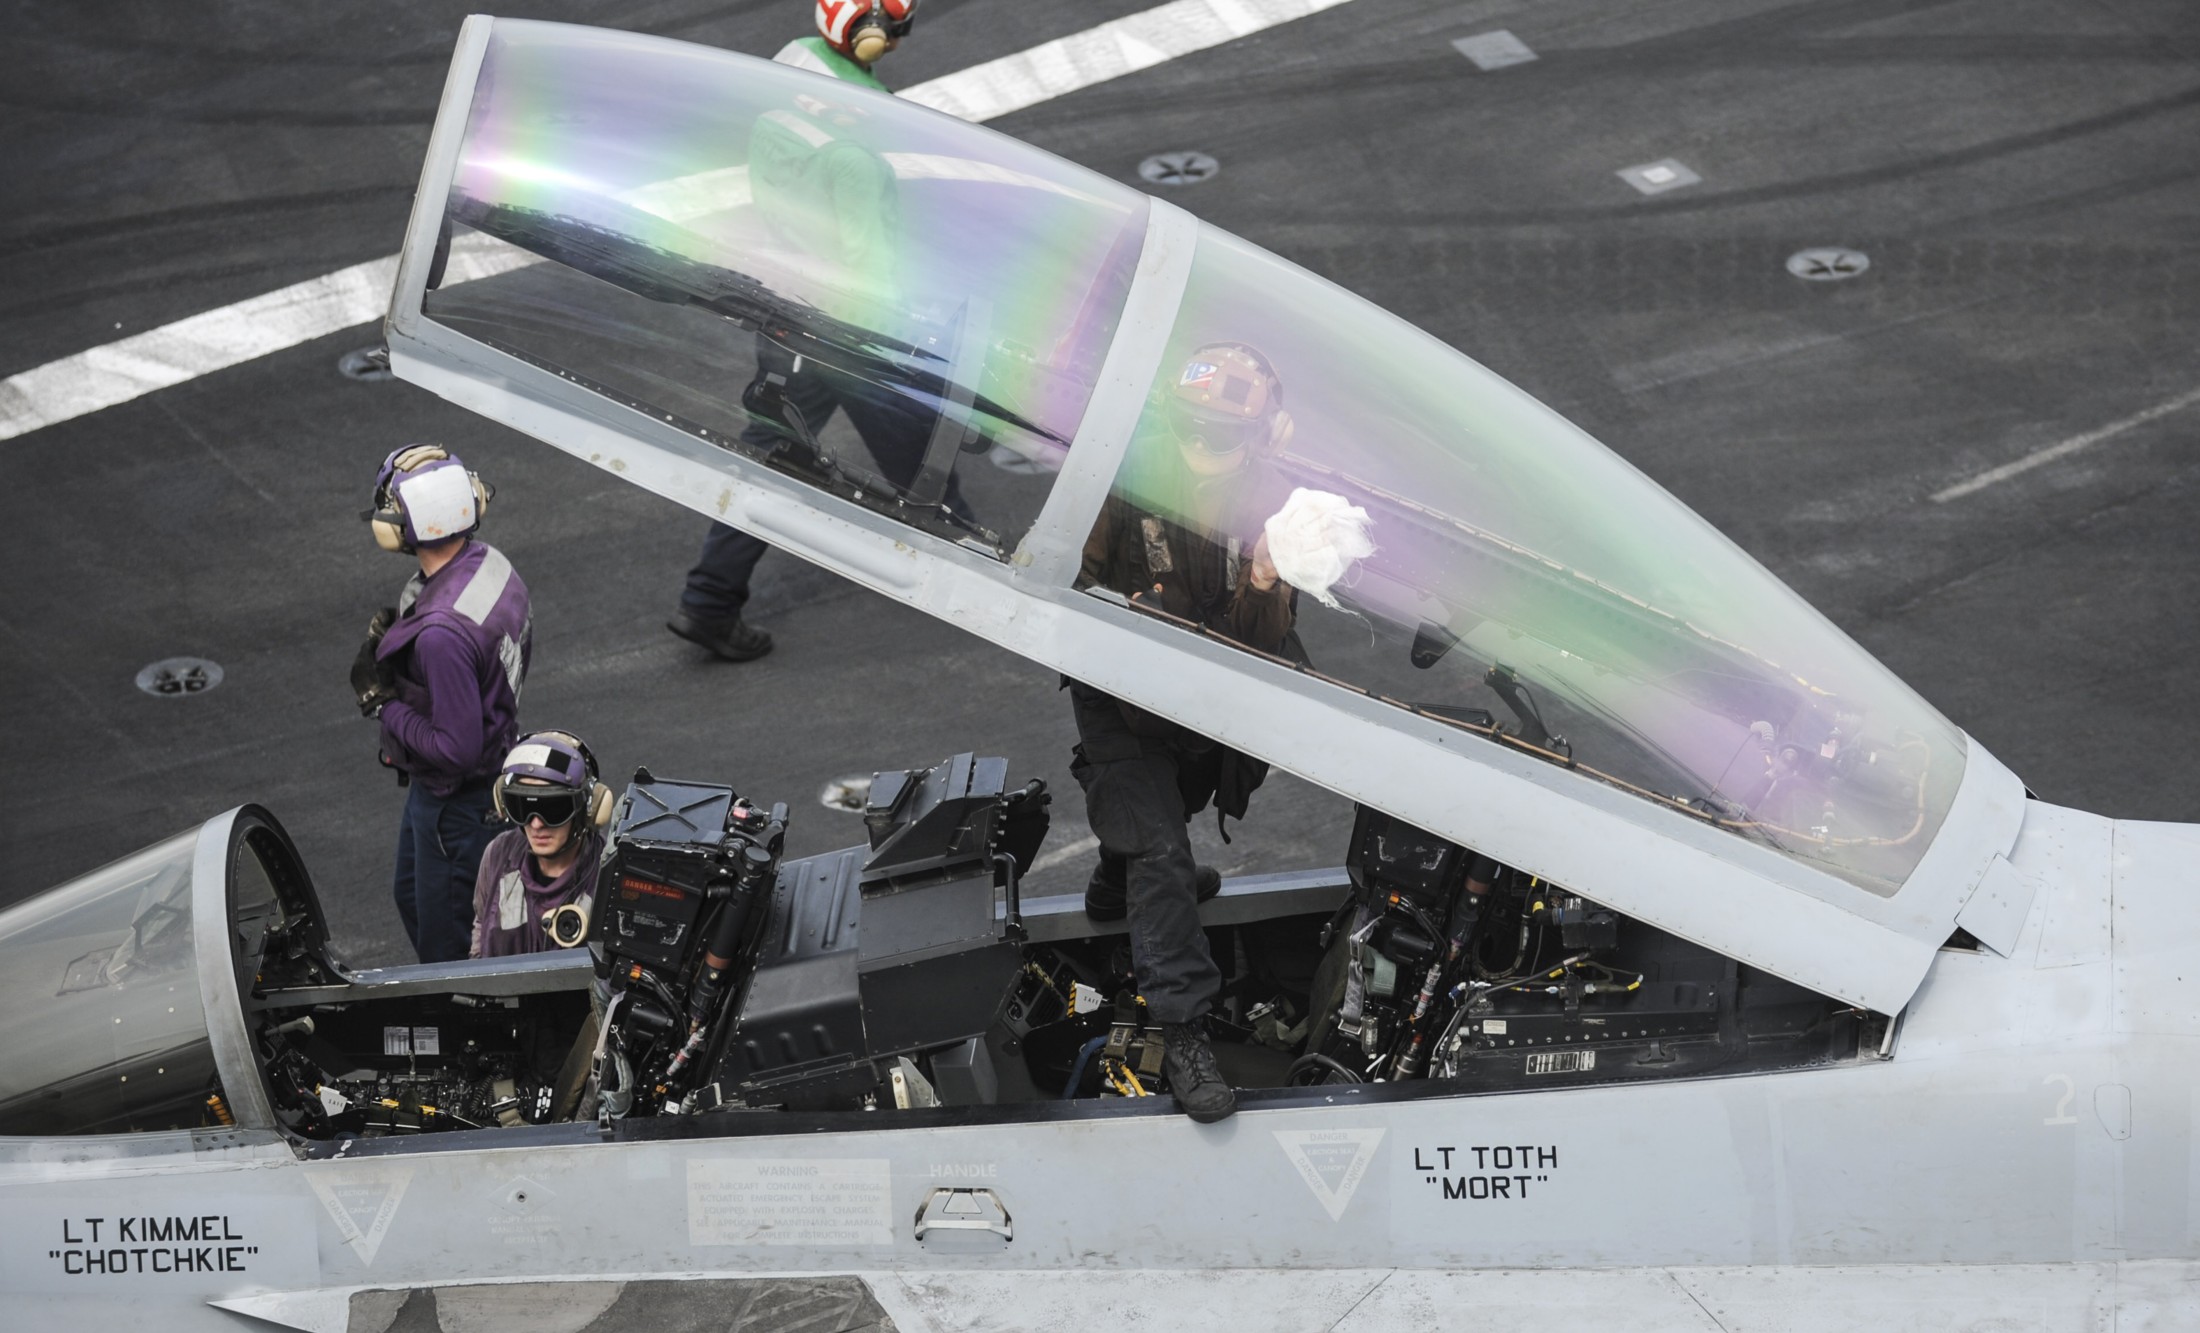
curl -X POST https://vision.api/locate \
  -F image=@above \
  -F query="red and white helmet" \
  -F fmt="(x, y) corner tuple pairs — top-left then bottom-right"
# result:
(816, 0), (917, 63)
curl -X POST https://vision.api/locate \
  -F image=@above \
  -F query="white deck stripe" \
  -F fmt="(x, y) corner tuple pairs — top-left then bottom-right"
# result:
(900, 0), (1354, 122)
(0, 0), (1359, 444)
(1930, 385), (2200, 502)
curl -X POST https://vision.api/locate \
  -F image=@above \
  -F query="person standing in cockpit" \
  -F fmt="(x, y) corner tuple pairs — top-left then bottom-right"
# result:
(667, 0), (936, 665)
(1066, 343), (1304, 1124)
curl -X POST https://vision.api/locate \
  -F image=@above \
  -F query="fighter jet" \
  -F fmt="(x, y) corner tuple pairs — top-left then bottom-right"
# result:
(3, 17), (2193, 1331)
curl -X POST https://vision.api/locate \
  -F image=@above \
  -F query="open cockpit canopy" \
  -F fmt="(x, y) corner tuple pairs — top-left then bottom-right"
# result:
(0, 810), (308, 1136)
(385, 18), (2026, 1013)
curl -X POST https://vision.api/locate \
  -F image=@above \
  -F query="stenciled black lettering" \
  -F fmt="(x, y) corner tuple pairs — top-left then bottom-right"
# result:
(199, 1215), (220, 1240)
(1469, 1176), (1491, 1199)
(1514, 1174), (1531, 1197)
(1442, 1176), (1469, 1200)
(119, 1218), (137, 1243)
(193, 1246), (213, 1270)
(1490, 1176), (1511, 1198)
(1470, 1146), (1488, 1170)
(63, 1251), (85, 1275)
(1538, 1146), (1559, 1169)
(224, 1246), (245, 1271)
(1415, 1147), (1434, 1171)
(1438, 1146), (1455, 1170)
(62, 1220), (81, 1244)
(153, 1250), (173, 1274)
(1515, 1143), (1534, 1166)
(222, 1217), (242, 1241)
(87, 1218), (104, 1243)
(146, 1217), (171, 1243)
(1492, 1146), (1514, 1170)
(176, 1217), (200, 1241)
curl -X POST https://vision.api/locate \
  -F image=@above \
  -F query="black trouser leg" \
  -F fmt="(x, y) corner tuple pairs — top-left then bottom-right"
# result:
(836, 375), (970, 522)
(679, 337), (854, 619)
(1069, 685), (1219, 1025)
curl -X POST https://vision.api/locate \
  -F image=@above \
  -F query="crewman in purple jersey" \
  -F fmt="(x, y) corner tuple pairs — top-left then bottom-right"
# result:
(472, 730), (610, 960)
(352, 445), (533, 963)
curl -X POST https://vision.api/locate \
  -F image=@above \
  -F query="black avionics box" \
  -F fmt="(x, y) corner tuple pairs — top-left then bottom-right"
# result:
(702, 753), (1036, 1109)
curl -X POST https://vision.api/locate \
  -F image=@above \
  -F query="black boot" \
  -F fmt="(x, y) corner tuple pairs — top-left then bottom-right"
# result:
(667, 610), (774, 662)
(1161, 1021), (1236, 1123)
(1084, 863), (1222, 923)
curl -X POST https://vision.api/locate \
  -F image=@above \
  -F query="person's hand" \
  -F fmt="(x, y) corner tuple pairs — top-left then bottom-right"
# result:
(355, 678), (398, 719)
(1249, 532), (1282, 592)
(367, 606), (397, 640)
(350, 625), (398, 718)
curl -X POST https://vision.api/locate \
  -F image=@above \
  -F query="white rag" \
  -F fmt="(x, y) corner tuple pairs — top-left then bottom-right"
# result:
(1263, 487), (1376, 609)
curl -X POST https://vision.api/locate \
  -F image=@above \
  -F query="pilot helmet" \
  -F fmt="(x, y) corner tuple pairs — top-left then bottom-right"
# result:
(1163, 343), (1292, 477)
(366, 445), (491, 554)
(818, 0), (918, 64)
(493, 730), (615, 833)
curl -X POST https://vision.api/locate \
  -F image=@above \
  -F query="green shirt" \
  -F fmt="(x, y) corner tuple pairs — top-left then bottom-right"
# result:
(773, 35), (889, 91)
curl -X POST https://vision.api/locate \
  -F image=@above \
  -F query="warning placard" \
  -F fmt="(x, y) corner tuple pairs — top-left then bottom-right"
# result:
(688, 1158), (893, 1248)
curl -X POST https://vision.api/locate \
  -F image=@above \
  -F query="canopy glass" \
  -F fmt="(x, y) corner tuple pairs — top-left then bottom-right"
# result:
(1088, 231), (1968, 894)
(422, 22), (1148, 553)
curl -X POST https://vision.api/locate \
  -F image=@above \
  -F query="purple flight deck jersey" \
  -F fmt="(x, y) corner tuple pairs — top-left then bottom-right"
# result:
(471, 827), (604, 958)
(376, 541), (532, 796)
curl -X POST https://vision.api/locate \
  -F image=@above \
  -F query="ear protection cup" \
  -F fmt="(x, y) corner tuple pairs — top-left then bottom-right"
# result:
(850, 20), (890, 62)
(589, 783), (617, 832)
(370, 514), (409, 553)
(1266, 406), (1295, 455)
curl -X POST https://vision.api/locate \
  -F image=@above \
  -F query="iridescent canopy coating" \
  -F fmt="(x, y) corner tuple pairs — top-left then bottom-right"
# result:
(421, 22), (1968, 896)
(429, 22), (1147, 550)
(1101, 230), (1967, 893)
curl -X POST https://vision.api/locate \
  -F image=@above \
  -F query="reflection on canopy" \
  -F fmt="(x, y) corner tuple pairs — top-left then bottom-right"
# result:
(426, 22), (1147, 552)
(1099, 231), (1966, 895)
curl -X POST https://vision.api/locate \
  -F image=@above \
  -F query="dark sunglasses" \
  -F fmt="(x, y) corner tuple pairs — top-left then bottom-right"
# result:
(505, 788), (580, 828)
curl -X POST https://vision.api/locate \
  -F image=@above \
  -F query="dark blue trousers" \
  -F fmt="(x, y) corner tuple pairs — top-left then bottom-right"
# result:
(392, 781), (498, 964)
(679, 336), (967, 621)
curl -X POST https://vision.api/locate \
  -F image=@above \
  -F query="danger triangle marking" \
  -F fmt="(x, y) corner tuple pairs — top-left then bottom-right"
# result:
(1272, 1128), (1384, 1222)
(307, 1165), (414, 1265)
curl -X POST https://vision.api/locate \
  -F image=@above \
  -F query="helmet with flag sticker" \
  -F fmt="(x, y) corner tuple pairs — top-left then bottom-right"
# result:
(817, 0), (918, 64)
(1163, 343), (1295, 477)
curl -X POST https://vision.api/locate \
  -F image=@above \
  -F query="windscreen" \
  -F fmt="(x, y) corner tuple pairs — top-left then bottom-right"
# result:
(422, 21), (1148, 555)
(0, 831), (225, 1135)
(1089, 230), (1967, 894)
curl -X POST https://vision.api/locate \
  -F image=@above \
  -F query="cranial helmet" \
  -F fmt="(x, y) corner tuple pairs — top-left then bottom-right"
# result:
(492, 730), (615, 832)
(817, 0), (918, 64)
(367, 445), (491, 553)
(1163, 343), (1294, 477)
